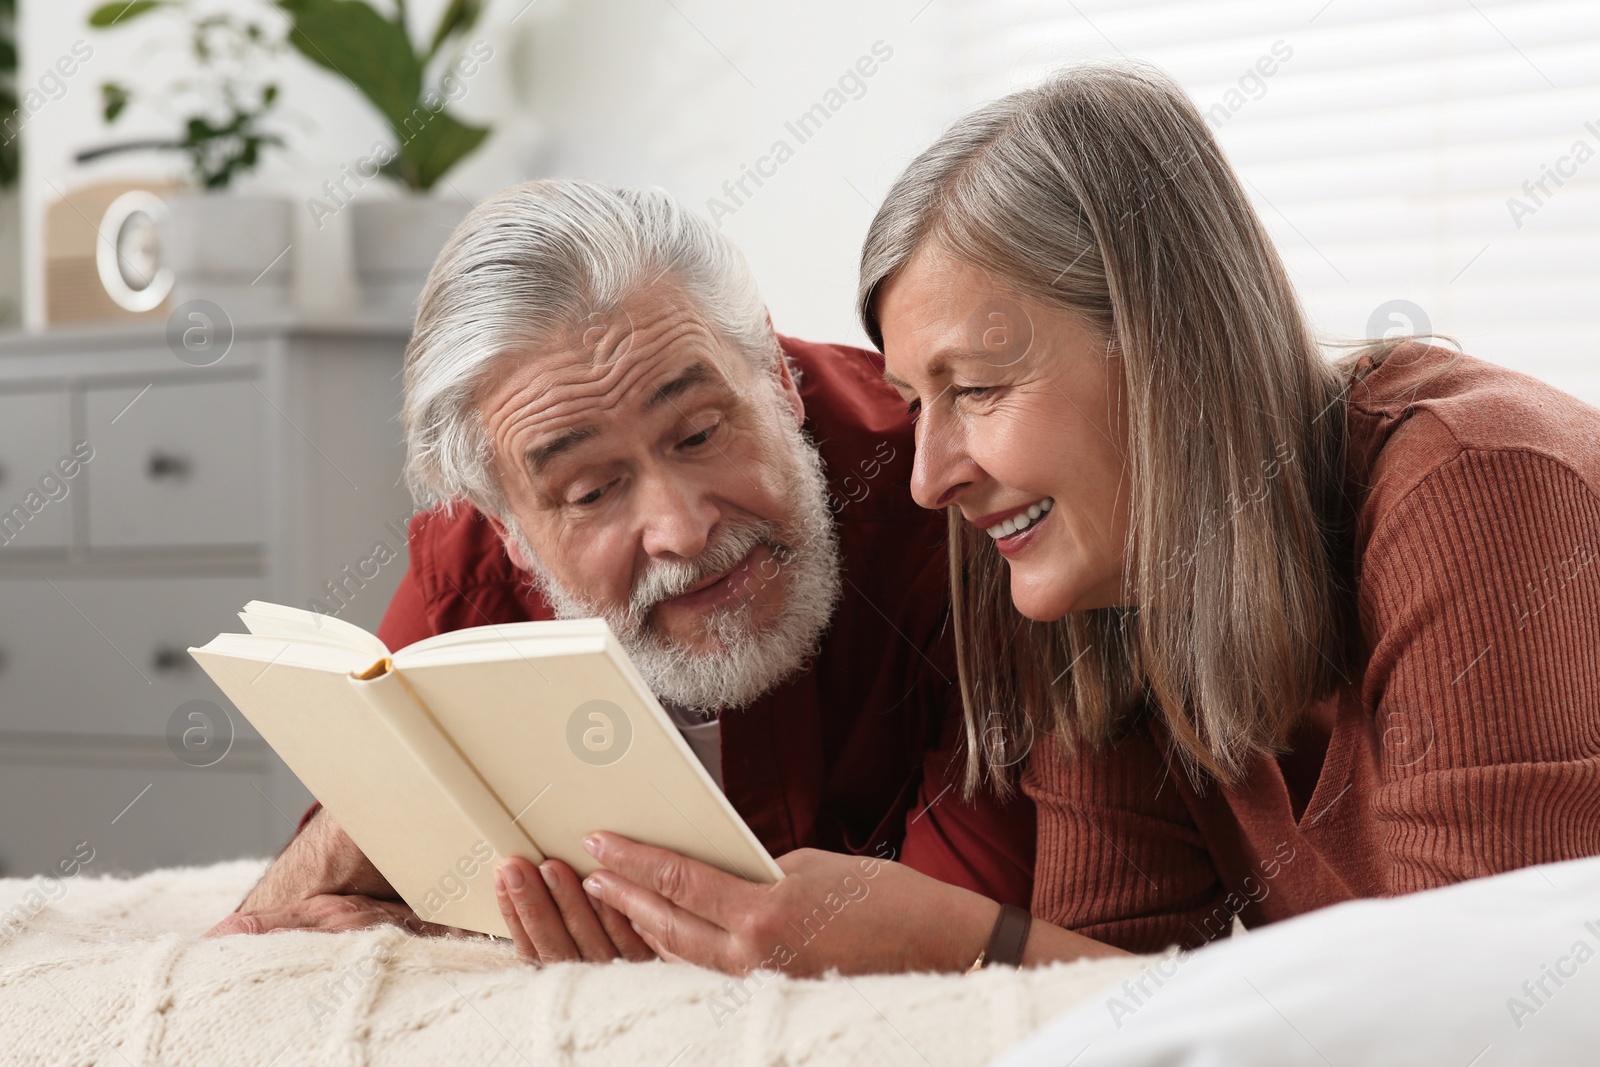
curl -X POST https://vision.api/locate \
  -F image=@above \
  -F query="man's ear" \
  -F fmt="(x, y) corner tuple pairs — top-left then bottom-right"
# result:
(483, 512), (535, 574)
(773, 350), (805, 428)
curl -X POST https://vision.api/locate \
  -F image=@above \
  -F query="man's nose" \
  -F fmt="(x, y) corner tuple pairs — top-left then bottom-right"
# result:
(638, 474), (718, 560)
(909, 407), (974, 511)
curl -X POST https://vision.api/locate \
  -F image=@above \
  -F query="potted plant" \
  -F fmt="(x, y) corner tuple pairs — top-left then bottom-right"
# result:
(0, 0), (20, 327)
(276, 0), (493, 312)
(82, 0), (294, 318)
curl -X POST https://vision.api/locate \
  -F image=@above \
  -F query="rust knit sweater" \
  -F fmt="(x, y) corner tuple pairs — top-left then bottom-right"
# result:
(1024, 344), (1600, 952)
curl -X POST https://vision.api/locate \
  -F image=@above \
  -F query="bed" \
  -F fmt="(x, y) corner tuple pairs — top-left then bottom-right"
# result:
(0, 858), (1144, 1066)
(4, 854), (1594, 1065)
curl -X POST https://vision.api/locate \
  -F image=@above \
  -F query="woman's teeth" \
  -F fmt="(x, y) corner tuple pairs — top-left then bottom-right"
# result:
(987, 498), (1054, 540)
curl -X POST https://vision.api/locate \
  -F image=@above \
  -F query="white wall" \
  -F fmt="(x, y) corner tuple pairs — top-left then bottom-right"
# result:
(523, 0), (963, 348)
(524, 0), (1600, 403)
(20, 0), (1600, 410)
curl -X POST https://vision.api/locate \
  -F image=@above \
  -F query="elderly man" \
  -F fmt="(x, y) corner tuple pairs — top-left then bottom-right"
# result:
(210, 179), (1033, 963)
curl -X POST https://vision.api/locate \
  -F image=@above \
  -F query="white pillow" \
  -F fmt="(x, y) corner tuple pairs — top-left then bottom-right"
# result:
(995, 854), (1600, 1066)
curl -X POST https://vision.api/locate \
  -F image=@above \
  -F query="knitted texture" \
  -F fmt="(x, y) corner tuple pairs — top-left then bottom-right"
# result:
(1025, 346), (1600, 952)
(0, 860), (1148, 1066)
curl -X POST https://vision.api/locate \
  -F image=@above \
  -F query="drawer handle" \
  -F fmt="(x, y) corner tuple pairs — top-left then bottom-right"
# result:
(147, 452), (192, 480)
(151, 647), (192, 674)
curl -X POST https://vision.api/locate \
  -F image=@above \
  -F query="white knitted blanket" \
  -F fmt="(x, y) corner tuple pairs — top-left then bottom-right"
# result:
(0, 860), (1147, 1066)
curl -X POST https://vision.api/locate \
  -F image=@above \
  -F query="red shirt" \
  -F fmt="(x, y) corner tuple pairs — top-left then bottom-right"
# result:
(371, 335), (1035, 907)
(1025, 345), (1600, 950)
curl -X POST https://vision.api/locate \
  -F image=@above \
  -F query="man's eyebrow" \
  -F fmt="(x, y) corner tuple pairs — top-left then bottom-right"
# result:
(524, 363), (716, 474)
(643, 361), (714, 411)
(527, 425), (601, 473)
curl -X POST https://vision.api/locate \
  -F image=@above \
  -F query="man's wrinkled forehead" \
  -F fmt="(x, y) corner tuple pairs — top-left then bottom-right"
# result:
(475, 297), (741, 455)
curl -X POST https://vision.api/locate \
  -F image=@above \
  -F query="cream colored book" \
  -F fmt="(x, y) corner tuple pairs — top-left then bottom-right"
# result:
(189, 601), (781, 938)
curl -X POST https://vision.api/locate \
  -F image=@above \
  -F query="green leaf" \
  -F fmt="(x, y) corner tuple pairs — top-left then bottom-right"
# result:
(87, 0), (167, 29)
(424, 0), (482, 63)
(392, 107), (487, 191)
(100, 82), (131, 123)
(276, 0), (421, 131)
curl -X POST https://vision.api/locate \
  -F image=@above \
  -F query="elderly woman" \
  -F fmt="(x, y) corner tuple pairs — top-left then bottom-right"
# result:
(581, 63), (1600, 972)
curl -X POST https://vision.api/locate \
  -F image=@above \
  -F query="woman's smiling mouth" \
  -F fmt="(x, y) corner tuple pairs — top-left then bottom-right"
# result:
(971, 498), (1054, 558)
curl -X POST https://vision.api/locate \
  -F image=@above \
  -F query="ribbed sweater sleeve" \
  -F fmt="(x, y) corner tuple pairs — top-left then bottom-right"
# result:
(1359, 447), (1600, 892)
(1022, 727), (1228, 952)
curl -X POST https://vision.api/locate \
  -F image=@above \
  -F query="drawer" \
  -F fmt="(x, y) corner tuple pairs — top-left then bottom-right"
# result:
(84, 379), (265, 549)
(0, 751), (285, 877)
(0, 389), (75, 551)
(0, 575), (265, 737)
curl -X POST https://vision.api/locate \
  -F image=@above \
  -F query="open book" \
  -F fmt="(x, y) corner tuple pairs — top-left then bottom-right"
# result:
(190, 601), (781, 937)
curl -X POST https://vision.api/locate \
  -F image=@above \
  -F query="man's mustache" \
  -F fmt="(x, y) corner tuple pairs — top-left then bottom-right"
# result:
(629, 519), (787, 619)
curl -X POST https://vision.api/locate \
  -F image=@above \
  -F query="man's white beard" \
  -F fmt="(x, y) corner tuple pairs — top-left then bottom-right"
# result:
(508, 410), (842, 717)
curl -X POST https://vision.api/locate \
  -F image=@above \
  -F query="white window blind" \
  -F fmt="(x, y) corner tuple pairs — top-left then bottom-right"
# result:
(943, 0), (1600, 406)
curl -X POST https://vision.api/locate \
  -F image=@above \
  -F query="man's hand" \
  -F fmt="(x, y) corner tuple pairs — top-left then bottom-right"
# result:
(494, 855), (656, 964)
(207, 808), (458, 938)
(208, 893), (464, 937)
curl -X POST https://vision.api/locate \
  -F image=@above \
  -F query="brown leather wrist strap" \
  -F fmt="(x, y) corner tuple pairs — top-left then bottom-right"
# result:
(969, 903), (1033, 971)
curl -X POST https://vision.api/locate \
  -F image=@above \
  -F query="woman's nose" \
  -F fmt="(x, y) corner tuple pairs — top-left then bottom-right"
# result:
(909, 409), (972, 511)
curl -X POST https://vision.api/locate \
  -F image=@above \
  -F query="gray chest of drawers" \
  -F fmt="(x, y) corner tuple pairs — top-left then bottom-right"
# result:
(0, 314), (416, 879)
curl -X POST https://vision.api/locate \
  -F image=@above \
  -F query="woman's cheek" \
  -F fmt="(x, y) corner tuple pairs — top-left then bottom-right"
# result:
(973, 407), (1071, 503)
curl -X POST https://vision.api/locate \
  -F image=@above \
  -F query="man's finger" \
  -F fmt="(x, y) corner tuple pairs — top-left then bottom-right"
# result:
(206, 907), (339, 936)
(210, 896), (454, 939)
(362, 897), (467, 939)
(585, 832), (760, 928)
(206, 912), (262, 937)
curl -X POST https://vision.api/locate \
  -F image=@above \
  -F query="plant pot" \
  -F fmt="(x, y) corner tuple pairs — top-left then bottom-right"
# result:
(350, 197), (473, 316)
(160, 192), (294, 320)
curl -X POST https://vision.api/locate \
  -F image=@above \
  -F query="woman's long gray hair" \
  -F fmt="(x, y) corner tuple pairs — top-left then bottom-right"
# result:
(860, 62), (1364, 791)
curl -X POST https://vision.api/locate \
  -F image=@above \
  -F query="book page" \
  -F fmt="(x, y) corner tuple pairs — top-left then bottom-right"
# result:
(238, 600), (390, 658)
(396, 629), (782, 884)
(189, 638), (519, 937)
(396, 617), (612, 660)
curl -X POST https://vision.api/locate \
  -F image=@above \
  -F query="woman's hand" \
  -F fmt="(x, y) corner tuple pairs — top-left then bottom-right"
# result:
(495, 855), (657, 965)
(577, 832), (1003, 977)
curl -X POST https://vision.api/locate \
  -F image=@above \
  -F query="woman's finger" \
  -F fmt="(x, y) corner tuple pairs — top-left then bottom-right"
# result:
(538, 860), (619, 962)
(591, 895), (658, 962)
(584, 832), (759, 929)
(584, 869), (728, 965)
(496, 857), (580, 963)
(493, 869), (540, 963)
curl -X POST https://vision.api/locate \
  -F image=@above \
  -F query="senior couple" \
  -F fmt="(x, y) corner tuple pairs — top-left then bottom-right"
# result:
(213, 64), (1600, 973)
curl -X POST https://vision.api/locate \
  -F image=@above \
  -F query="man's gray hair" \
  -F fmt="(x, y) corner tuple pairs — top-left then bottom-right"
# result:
(402, 179), (779, 515)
